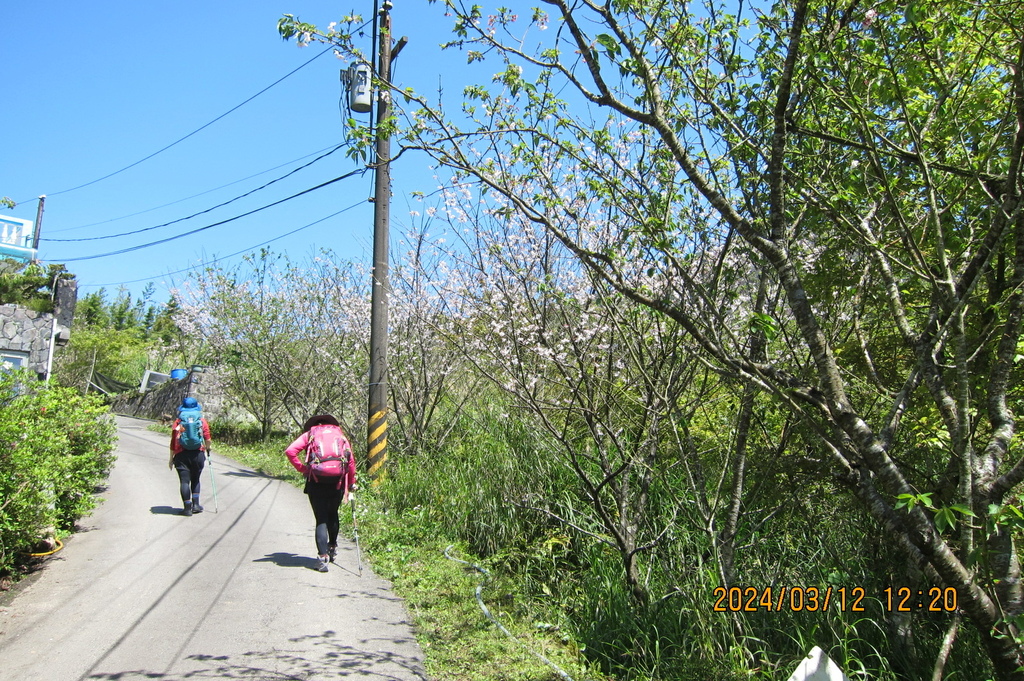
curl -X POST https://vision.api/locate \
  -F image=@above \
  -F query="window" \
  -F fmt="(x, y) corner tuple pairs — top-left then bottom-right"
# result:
(0, 350), (29, 373)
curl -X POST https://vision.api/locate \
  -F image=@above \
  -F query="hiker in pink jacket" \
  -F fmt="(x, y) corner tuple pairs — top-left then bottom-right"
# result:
(285, 414), (356, 573)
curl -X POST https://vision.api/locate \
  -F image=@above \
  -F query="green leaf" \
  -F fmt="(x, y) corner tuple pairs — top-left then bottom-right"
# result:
(595, 33), (621, 58)
(935, 507), (955, 533)
(896, 492), (934, 511)
(750, 313), (778, 341)
(948, 504), (976, 517)
(905, 1), (927, 24)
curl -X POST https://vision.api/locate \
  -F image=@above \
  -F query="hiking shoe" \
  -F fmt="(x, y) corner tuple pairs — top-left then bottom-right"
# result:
(316, 556), (330, 573)
(327, 544), (337, 563)
(192, 503), (204, 513)
(182, 503), (193, 517)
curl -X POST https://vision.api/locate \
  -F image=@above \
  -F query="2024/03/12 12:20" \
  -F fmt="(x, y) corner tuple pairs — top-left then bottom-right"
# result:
(712, 585), (959, 613)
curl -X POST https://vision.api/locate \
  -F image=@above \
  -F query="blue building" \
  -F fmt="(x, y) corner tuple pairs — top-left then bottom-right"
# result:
(0, 214), (37, 262)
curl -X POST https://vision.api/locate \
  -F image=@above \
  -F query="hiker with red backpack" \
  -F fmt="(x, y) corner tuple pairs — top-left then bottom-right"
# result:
(169, 396), (212, 517)
(284, 414), (356, 573)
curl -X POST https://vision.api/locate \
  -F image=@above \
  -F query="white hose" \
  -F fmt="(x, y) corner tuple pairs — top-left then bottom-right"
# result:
(443, 545), (577, 681)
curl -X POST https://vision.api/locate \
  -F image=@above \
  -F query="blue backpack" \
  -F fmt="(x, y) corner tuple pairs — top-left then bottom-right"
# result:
(178, 406), (204, 450)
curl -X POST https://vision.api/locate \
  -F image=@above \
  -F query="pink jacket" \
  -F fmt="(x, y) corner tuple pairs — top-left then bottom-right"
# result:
(285, 429), (357, 491)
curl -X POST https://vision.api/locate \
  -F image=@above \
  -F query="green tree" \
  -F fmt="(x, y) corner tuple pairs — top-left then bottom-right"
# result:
(53, 287), (186, 391)
(151, 294), (184, 347)
(0, 261), (73, 313)
(75, 290), (111, 328)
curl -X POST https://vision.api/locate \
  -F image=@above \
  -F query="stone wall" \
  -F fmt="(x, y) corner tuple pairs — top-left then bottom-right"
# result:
(109, 368), (241, 423)
(0, 278), (77, 379)
(0, 305), (56, 378)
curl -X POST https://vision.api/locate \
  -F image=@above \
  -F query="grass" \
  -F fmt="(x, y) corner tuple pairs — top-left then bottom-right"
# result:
(361, 517), (591, 681)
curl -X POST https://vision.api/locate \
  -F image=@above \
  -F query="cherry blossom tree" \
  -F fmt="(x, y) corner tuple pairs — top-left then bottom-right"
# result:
(175, 249), (369, 438)
(388, 218), (484, 455)
(415, 187), (761, 608)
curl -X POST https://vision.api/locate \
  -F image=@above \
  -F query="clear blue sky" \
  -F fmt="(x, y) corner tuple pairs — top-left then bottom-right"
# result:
(1, 0), (465, 304)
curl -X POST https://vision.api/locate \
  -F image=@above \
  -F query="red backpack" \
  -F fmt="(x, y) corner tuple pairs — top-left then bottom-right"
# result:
(305, 424), (352, 483)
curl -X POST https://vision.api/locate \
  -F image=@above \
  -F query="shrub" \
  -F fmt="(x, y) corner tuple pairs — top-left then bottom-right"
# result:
(207, 419), (288, 446)
(0, 370), (117, 575)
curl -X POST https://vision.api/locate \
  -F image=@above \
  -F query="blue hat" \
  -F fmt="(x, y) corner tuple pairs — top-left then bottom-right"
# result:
(182, 397), (199, 409)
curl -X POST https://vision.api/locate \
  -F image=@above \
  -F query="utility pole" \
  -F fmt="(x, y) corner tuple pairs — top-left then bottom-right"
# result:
(32, 195), (45, 251)
(366, 0), (394, 484)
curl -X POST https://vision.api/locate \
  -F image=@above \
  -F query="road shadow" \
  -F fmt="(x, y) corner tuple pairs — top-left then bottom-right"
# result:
(328, 562), (361, 578)
(83, 630), (428, 680)
(223, 469), (288, 481)
(149, 506), (184, 515)
(252, 552), (324, 571)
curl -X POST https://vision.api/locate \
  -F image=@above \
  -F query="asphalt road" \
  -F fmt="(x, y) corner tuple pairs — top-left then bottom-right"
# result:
(0, 416), (428, 681)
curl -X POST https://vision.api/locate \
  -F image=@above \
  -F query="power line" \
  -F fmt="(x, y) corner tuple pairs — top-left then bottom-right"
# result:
(76, 200), (366, 288)
(50, 168), (368, 262)
(48, 142), (349, 234)
(44, 142), (352, 242)
(16, 44), (336, 204)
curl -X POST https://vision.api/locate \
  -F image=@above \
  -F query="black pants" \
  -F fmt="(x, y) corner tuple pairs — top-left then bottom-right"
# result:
(305, 479), (342, 556)
(173, 449), (205, 503)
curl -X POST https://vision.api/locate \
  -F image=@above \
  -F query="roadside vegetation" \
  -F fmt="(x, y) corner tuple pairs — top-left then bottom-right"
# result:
(0, 265), (165, 585)
(0, 370), (117, 579)
(0, 261), (120, 583)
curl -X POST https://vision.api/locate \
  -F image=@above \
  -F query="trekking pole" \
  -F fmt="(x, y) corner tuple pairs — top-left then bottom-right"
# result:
(207, 449), (219, 513)
(350, 492), (362, 577)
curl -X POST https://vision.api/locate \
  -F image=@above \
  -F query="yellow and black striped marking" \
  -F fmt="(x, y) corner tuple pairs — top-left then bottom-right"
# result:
(367, 409), (388, 484)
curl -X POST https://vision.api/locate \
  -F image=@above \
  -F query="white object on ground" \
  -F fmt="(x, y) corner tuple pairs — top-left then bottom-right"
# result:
(786, 646), (851, 681)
